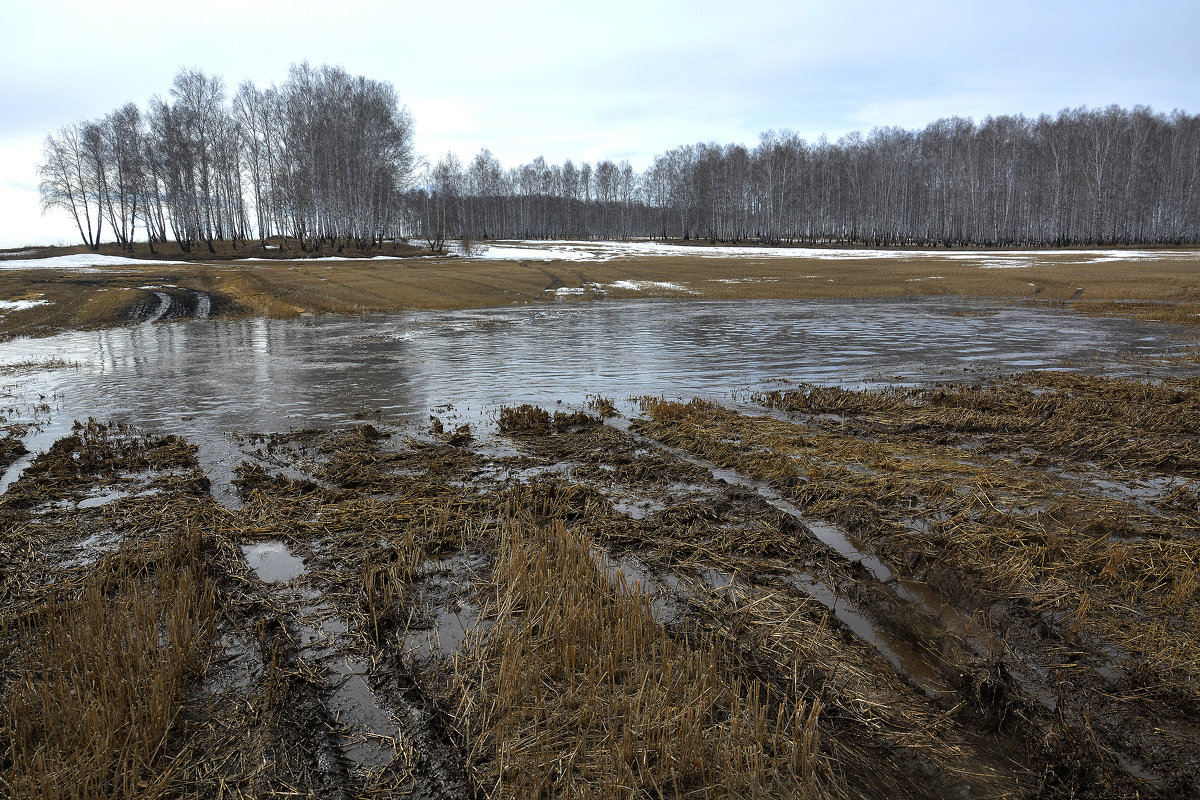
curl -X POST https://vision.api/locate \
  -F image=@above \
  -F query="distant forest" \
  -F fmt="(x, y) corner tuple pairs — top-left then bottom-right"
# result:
(40, 64), (1200, 251)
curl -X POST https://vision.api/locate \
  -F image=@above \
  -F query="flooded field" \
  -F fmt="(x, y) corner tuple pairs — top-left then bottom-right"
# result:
(1, 297), (1198, 798)
(0, 298), (1186, 497)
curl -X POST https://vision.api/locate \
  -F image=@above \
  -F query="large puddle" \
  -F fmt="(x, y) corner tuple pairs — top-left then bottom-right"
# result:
(0, 298), (1187, 502)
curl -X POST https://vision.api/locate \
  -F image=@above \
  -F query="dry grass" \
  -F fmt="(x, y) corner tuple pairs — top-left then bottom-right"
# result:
(3, 243), (1200, 341)
(0, 418), (203, 508)
(231, 420), (1038, 797)
(498, 403), (602, 434)
(635, 378), (1200, 709)
(1, 379), (1194, 796)
(449, 518), (829, 799)
(0, 417), (224, 799)
(0, 526), (216, 799)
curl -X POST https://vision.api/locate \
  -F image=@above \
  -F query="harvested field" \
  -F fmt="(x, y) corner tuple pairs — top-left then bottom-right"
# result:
(3, 242), (1199, 797)
(3, 378), (1198, 797)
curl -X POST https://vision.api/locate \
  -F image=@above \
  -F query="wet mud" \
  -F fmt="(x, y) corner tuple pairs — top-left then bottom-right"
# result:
(2, 374), (1198, 797)
(124, 286), (214, 322)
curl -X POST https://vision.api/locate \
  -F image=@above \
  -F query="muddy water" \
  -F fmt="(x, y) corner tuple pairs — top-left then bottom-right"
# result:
(0, 298), (1186, 503)
(241, 540), (307, 583)
(784, 571), (956, 699)
(234, 540), (401, 769)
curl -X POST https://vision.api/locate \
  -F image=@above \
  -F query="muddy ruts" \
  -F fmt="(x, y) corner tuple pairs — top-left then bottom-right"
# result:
(124, 287), (212, 322)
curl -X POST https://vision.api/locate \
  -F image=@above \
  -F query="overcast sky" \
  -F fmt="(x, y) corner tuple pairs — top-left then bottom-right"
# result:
(1, 0), (1197, 248)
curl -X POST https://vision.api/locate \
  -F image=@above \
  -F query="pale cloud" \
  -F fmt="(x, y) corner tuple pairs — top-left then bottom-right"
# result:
(0, 135), (76, 249)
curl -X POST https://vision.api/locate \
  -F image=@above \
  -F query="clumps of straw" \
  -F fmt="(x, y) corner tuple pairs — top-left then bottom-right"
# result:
(2, 417), (203, 508)
(498, 404), (602, 434)
(632, 382), (1200, 790)
(496, 478), (615, 524)
(498, 404), (552, 432)
(756, 372), (1200, 472)
(0, 526), (216, 799)
(449, 518), (828, 798)
(0, 428), (27, 470)
(588, 395), (618, 418)
(361, 528), (426, 642)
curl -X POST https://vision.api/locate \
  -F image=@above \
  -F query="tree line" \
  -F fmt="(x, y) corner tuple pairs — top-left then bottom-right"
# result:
(413, 107), (1199, 247)
(39, 64), (415, 253)
(40, 65), (1199, 251)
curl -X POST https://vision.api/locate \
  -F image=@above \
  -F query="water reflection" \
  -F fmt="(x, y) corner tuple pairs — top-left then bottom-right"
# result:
(0, 298), (1184, 499)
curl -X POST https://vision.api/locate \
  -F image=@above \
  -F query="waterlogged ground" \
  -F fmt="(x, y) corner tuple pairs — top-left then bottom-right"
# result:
(1, 298), (1199, 798)
(0, 298), (1188, 499)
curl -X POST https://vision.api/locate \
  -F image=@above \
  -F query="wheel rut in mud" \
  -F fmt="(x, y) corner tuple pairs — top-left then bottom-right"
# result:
(125, 286), (213, 322)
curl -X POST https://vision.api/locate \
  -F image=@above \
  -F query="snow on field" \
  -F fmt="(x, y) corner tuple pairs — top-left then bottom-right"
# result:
(310, 255), (404, 261)
(0, 298), (51, 312)
(0, 252), (416, 270)
(473, 244), (597, 261)
(0, 254), (185, 271)
(4, 243), (1194, 271)
(545, 280), (697, 296)
(608, 279), (696, 293)
(471, 240), (1200, 267)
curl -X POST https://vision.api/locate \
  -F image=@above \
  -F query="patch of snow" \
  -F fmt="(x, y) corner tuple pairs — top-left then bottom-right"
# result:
(0, 253), (411, 269)
(976, 260), (1032, 269)
(549, 287), (587, 296)
(0, 254), (185, 271)
(1083, 251), (1193, 264)
(608, 280), (696, 293)
(234, 254), (404, 263)
(459, 240), (1200, 268)
(476, 244), (596, 261)
(0, 299), (51, 312)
